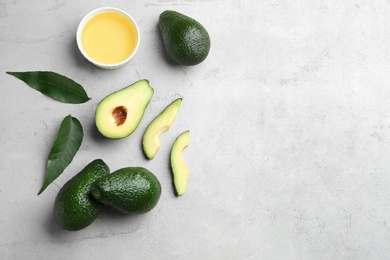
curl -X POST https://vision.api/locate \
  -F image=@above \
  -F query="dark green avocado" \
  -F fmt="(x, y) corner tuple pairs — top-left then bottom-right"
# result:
(159, 10), (211, 66)
(53, 159), (110, 231)
(90, 167), (161, 214)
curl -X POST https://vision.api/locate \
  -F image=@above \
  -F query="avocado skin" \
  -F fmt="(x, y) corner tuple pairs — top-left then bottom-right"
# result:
(159, 10), (211, 66)
(90, 167), (161, 214)
(53, 159), (110, 231)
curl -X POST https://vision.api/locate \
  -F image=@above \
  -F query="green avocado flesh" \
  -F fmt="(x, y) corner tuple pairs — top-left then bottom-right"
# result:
(95, 80), (154, 139)
(159, 10), (211, 66)
(90, 167), (161, 214)
(142, 98), (182, 159)
(170, 131), (190, 196)
(53, 159), (110, 231)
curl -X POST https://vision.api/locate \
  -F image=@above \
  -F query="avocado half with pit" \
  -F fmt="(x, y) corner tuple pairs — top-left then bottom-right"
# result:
(170, 130), (190, 196)
(142, 98), (182, 159)
(95, 80), (154, 139)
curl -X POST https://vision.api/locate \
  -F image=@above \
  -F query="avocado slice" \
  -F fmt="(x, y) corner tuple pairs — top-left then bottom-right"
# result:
(170, 130), (190, 196)
(95, 80), (154, 139)
(142, 98), (182, 159)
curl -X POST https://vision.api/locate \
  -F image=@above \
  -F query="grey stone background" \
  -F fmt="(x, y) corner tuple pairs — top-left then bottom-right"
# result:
(1, 0), (390, 259)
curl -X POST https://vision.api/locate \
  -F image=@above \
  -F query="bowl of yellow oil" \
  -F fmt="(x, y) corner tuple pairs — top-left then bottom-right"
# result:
(77, 7), (140, 69)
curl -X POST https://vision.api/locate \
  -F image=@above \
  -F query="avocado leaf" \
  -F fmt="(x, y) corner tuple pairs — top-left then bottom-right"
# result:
(6, 71), (91, 104)
(38, 115), (84, 195)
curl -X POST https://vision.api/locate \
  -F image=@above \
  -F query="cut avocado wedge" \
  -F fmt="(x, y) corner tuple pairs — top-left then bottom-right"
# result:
(170, 130), (190, 196)
(142, 98), (182, 159)
(95, 80), (154, 139)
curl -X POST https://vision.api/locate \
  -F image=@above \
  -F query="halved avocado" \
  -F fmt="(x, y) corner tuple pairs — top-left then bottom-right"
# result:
(170, 130), (190, 196)
(95, 80), (154, 139)
(142, 98), (182, 159)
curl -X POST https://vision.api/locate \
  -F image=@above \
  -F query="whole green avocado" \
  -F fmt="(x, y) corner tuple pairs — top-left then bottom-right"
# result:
(90, 167), (161, 214)
(53, 159), (110, 231)
(159, 10), (211, 66)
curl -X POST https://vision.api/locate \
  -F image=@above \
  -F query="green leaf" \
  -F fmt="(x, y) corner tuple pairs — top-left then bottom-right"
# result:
(6, 71), (91, 104)
(38, 115), (84, 195)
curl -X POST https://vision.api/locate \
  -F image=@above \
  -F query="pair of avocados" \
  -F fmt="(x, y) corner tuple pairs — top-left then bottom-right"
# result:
(54, 159), (161, 231)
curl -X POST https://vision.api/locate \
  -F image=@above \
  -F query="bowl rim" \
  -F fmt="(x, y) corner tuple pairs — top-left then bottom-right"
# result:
(76, 7), (140, 69)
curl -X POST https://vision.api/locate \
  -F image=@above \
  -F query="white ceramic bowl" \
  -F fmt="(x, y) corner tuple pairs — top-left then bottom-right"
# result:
(76, 7), (140, 69)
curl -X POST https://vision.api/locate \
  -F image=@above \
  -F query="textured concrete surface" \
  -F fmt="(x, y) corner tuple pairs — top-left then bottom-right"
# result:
(1, 0), (390, 259)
